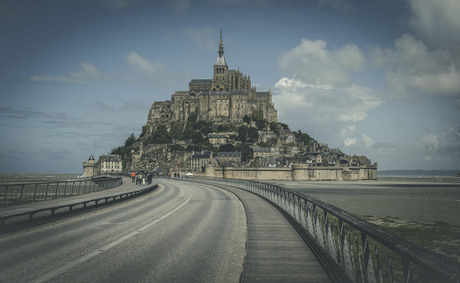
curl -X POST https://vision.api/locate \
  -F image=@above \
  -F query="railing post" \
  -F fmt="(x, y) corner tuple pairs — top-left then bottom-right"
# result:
(402, 257), (413, 283)
(33, 183), (38, 201)
(63, 182), (68, 197)
(45, 183), (49, 200)
(19, 184), (25, 204)
(3, 185), (8, 205)
(54, 183), (59, 199)
(355, 233), (365, 282)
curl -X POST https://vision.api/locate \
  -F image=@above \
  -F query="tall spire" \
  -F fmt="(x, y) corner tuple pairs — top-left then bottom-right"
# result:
(218, 22), (224, 58)
(215, 22), (227, 66)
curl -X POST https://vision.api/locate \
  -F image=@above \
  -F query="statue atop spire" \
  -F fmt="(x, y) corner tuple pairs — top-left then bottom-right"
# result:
(215, 22), (227, 66)
(219, 22), (224, 57)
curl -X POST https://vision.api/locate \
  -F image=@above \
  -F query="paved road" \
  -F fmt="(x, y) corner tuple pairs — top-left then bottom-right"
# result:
(0, 179), (246, 282)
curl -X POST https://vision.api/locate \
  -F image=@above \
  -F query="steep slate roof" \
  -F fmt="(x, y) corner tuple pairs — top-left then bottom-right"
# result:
(190, 79), (212, 85)
(256, 91), (269, 99)
(98, 154), (121, 162)
(191, 151), (212, 159)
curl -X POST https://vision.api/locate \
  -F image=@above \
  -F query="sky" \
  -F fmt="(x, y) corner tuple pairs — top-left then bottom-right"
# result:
(0, 0), (459, 173)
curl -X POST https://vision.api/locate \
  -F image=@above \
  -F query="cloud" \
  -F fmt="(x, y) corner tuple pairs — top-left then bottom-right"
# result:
(416, 130), (460, 166)
(338, 112), (367, 123)
(343, 137), (357, 147)
(278, 39), (364, 87)
(274, 38), (382, 149)
(421, 133), (439, 151)
(0, 106), (112, 129)
(372, 34), (460, 96)
(361, 134), (375, 149)
(370, 1), (460, 98)
(408, 0), (460, 54)
(345, 127), (460, 170)
(30, 62), (108, 83)
(0, 107), (69, 121)
(183, 26), (216, 53)
(30, 52), (168, 85)
(124, 51), (162, 73)
(273, 77), (383, 147)
(91, 101), (117, 112)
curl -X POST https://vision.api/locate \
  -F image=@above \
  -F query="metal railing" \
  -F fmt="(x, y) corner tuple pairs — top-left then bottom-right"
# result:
(1, 176), (122, 206)
(223, 178), (460, 283)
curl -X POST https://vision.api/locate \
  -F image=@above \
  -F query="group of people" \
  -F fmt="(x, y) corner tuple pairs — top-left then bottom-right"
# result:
(130, 171), (153, 185)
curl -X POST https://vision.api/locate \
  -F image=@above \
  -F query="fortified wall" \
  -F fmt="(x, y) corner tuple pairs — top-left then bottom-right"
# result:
(204, 164), (377, 181)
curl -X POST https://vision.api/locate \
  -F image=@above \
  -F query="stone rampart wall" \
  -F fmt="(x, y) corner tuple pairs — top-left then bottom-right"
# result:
(205, 165), (377, 181)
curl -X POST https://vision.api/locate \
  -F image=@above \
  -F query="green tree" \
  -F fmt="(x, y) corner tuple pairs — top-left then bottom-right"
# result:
(124, 133), (136, 147)
(252, 110), (263, 122)
(219, 144), (236, 152)
(251, 110), (266, 129)
(248, 127), (259, 142)
(279, 122), (289, 130)
(150, 125), (172, 144)
(217, 124), (227, 132)
(236, 143), (253, 162)
(237, 125), (248, 142)
(293, 130), (312, 145)
(192, 131), (204, 144)
(270, 122), (280, 135)
(169, 144), (185, 151)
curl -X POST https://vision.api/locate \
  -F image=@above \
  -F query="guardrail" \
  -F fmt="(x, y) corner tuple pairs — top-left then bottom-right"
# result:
(223, 178), (460, 283)
(0, 176), (123, 206)
(0, 184), (157, 227)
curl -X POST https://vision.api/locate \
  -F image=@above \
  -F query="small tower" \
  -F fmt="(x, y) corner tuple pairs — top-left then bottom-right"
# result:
(88, 155), (95, 165)
(83, 155), (96, 177)
(213, 22), (228, 91)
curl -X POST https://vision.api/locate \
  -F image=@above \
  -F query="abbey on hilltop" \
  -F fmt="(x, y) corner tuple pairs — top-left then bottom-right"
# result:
(145, 23), (277, 135)
(105, 23), (377, 181)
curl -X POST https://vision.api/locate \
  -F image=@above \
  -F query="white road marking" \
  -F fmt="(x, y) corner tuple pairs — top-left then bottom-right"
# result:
(30, 188), (193, 283)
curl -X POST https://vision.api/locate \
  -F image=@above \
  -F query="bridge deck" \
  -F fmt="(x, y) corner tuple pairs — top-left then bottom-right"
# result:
(223, 186), (331, 283)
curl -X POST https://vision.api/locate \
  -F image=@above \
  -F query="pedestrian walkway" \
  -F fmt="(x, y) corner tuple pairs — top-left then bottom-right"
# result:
(0, 177), (153, 230)
(0, 177), (148, 212)
(222, 185), (331, 282)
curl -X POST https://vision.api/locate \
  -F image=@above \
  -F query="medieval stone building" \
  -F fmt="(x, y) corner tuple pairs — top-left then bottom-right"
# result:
(82, 154), (122, 177)
(146, 23), (277, 133)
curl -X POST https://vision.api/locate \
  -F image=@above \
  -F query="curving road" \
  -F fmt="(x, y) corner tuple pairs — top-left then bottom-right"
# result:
(0, 179), (246, 282)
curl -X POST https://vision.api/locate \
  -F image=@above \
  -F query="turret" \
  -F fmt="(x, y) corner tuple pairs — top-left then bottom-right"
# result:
(88, 155), (95, 165)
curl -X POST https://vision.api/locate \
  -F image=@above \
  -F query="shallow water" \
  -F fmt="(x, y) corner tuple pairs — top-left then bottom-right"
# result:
(0, 173), (81, 183)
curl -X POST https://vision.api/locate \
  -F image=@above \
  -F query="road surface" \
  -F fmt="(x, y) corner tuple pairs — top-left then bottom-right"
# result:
(0, 179), (246, 282)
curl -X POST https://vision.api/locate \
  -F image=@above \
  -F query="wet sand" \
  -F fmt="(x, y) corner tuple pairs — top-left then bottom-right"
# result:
(266, 179), (460, 225)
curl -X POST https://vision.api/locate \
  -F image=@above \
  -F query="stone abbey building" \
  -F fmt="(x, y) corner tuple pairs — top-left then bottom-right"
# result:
(146, 24), (277, 133)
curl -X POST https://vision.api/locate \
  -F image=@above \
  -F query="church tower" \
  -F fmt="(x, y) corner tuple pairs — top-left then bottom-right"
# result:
(212, 22), (228, 91)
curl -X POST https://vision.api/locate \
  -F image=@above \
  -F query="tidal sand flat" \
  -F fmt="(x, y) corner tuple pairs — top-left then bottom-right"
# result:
(267, 177), (460, 262)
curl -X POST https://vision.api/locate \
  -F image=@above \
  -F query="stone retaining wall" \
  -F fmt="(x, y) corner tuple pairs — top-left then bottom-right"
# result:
(204, 164), (377, 181)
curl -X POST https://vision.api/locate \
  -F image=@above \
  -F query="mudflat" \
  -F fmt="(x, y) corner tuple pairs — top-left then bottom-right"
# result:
(266, 179), (460, 225)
